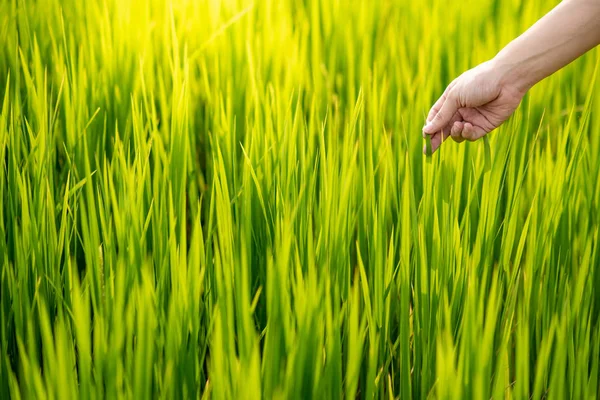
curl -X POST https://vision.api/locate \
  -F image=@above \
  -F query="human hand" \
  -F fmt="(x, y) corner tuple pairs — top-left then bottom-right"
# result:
(422, 60), (526, 154)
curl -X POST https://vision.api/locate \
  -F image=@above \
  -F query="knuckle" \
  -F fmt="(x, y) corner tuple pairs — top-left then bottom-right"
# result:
(448, 88), (461, 105)
(434, 111), (446, 121)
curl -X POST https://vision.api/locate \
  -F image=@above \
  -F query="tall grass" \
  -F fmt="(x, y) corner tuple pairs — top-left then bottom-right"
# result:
(1, 0), (599, 398)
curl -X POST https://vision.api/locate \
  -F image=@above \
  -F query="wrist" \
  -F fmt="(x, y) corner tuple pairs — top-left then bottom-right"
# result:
(489, 53), (534, 96)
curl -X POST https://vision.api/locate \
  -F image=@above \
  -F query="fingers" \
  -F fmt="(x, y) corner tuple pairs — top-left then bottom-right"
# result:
(422, 127), (451, 154)
(461, 122), (487, 141)
(426, 93), (447, 125)
(430, 131), (444, 153)
(426, 80), (458, 124)
(450, 121), (465, 143)
(422, 132), (440, 154)
(423, 89), (459, 135)
(426, 97), (444, 126)
(422, 120), (489, 155)
(421, 111), (462, 154)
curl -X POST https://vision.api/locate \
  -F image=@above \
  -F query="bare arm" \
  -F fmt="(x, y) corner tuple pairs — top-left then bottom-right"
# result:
(423, 0), (600, 154)
(495, 0), (600, 92)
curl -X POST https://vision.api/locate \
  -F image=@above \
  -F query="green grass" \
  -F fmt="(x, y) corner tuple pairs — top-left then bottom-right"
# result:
(1, 0), (600, 398)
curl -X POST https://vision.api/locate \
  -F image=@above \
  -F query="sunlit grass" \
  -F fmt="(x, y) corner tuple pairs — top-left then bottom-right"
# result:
(1, 0), (599, 398)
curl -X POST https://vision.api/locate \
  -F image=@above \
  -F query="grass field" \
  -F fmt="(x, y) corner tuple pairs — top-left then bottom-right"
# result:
(1, 0), (600, 398)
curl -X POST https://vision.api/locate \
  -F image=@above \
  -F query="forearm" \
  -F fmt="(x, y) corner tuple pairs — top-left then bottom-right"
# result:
(492, 0), (600, 93)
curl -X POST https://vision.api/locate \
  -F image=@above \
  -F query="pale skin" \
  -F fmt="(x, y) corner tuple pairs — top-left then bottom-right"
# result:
(423, 0), (600, 154)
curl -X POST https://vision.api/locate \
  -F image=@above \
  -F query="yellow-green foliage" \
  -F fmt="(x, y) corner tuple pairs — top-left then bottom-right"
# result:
(1, 0), (599, 398)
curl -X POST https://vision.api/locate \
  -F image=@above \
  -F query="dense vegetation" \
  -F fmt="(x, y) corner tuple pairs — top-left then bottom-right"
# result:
(1, 0), (599, 398)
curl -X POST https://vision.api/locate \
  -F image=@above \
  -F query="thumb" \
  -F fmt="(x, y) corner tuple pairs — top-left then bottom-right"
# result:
(423, 91), (459, 134)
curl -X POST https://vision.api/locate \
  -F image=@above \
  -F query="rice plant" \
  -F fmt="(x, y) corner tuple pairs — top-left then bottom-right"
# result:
(1, 0), (599, 398)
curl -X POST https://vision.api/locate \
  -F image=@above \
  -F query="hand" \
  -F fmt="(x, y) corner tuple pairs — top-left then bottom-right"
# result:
(422, 60), (526, 154)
